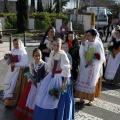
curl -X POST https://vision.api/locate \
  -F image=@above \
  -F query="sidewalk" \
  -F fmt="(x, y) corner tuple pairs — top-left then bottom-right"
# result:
(0, 41), (39, 60)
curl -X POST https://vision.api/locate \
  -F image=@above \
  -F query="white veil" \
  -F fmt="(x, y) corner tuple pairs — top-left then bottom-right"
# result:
(94, 29), (106, 63)
(76, 29), (106, 94)
(18, 39), (27, 53)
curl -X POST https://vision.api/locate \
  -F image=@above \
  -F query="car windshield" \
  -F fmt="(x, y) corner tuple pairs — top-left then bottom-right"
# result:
(95, 15), (107, 21)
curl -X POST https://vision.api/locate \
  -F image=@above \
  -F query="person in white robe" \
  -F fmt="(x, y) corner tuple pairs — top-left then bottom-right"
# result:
(4, 38), (29, 107)
(104, 38), (120, 85)
(75, 29), (105, 106)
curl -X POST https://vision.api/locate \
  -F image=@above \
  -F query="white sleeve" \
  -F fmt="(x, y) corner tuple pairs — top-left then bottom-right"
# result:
(44, 63), (48, 72)
(46, 51), (53, 73)
(15, 51), (29, 67)
(79, 44), (86, 67)
(94, 42), (105, 64)
(67, 53), (73, 67)
(60, 52), (71, 78)
(69, 55), (73, 67)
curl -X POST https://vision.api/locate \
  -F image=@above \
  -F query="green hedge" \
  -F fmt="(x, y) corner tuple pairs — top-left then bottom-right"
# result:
(31, 12), (68, 30)
(3, 12), (68, 30)
(3, 13), (17, 29)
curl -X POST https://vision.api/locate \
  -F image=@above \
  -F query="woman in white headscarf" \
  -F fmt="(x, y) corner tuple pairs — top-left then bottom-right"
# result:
(4, 38), (29, 107)
(104, 38), (120, 85)
(75, 29), (105, 106)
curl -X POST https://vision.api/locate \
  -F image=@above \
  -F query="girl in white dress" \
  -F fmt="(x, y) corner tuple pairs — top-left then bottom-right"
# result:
(4, 38), (29, 107)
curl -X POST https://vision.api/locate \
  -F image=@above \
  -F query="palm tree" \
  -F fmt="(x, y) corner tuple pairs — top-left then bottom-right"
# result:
(37, 0), (43, 12)
(45, 0), (54, 13)
(53, 0), (68, 13)
(4, 0), (9, 13)
(31, 0), (35, 12)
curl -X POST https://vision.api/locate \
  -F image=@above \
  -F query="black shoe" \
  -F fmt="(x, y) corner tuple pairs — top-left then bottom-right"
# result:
(75, 100), (85, 105)
(0, 40), (3, 43)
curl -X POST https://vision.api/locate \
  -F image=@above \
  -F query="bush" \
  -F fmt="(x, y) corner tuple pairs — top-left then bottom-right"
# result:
(3, 12), (68, 30)
(4, 13), (17, 29)
(31, 12), (68, 30)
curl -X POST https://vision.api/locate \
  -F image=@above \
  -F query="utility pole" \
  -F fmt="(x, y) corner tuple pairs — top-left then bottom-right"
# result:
(97, 6), (100, 30)
(76, 0), (78, 29)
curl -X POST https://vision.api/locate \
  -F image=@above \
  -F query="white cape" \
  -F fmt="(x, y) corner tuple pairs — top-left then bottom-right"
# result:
(4, 48), (28, 98)
(105, 52), (120, 80)
(75, 40), (105, 94)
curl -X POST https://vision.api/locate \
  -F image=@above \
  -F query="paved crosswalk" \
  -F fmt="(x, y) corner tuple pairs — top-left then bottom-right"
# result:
(102, 88), (120, 98)
(75, 111), (103, 120)
(75, 84), (120, 120)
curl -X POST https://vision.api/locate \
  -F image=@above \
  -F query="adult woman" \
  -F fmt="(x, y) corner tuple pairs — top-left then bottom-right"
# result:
(75, 29), (105, 106)
(38, 26), (55, 62)
(66, 31), (80, 81)
(104, 38), (120, 85)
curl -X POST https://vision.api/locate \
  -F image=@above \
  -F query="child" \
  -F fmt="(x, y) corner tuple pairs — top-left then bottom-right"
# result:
(33, 38), (74, 120)
(4, 38), (29, 107)
(14, 48), (47, 120)
(62, 42), (72, 67)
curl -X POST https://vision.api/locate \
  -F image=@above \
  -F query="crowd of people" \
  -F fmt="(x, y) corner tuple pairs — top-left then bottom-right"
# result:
(2, 23), (120, 120)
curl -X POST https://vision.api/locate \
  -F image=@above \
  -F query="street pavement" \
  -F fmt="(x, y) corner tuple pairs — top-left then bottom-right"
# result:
(0, 39), (120, 120)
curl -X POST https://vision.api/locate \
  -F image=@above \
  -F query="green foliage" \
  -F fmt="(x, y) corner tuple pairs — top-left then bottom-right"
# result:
(45, 0), (54, 13)
(3, 12), (68, 30)
(4, 13), (17, 29)
(53, 0), (68, 13)
(31, 12), (68, 30)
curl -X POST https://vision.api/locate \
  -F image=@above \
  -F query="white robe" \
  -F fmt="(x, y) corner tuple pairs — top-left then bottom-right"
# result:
(105, 52), (120, 80)
(75, 40), (105, 94)
(4, 49), (29, 98)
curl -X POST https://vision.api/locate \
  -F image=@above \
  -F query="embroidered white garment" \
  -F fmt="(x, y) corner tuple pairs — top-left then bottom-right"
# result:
(67, 52), (72, 68)
(105, 53), (120, 80)
(75, 38), (105, 94)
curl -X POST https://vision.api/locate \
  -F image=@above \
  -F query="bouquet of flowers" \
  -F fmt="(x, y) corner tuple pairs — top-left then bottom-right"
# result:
(85, 53), (100, 68)
(4, 54), (19, 72)
(49, 81), (76, 100)
(22, 67), (37, 88)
